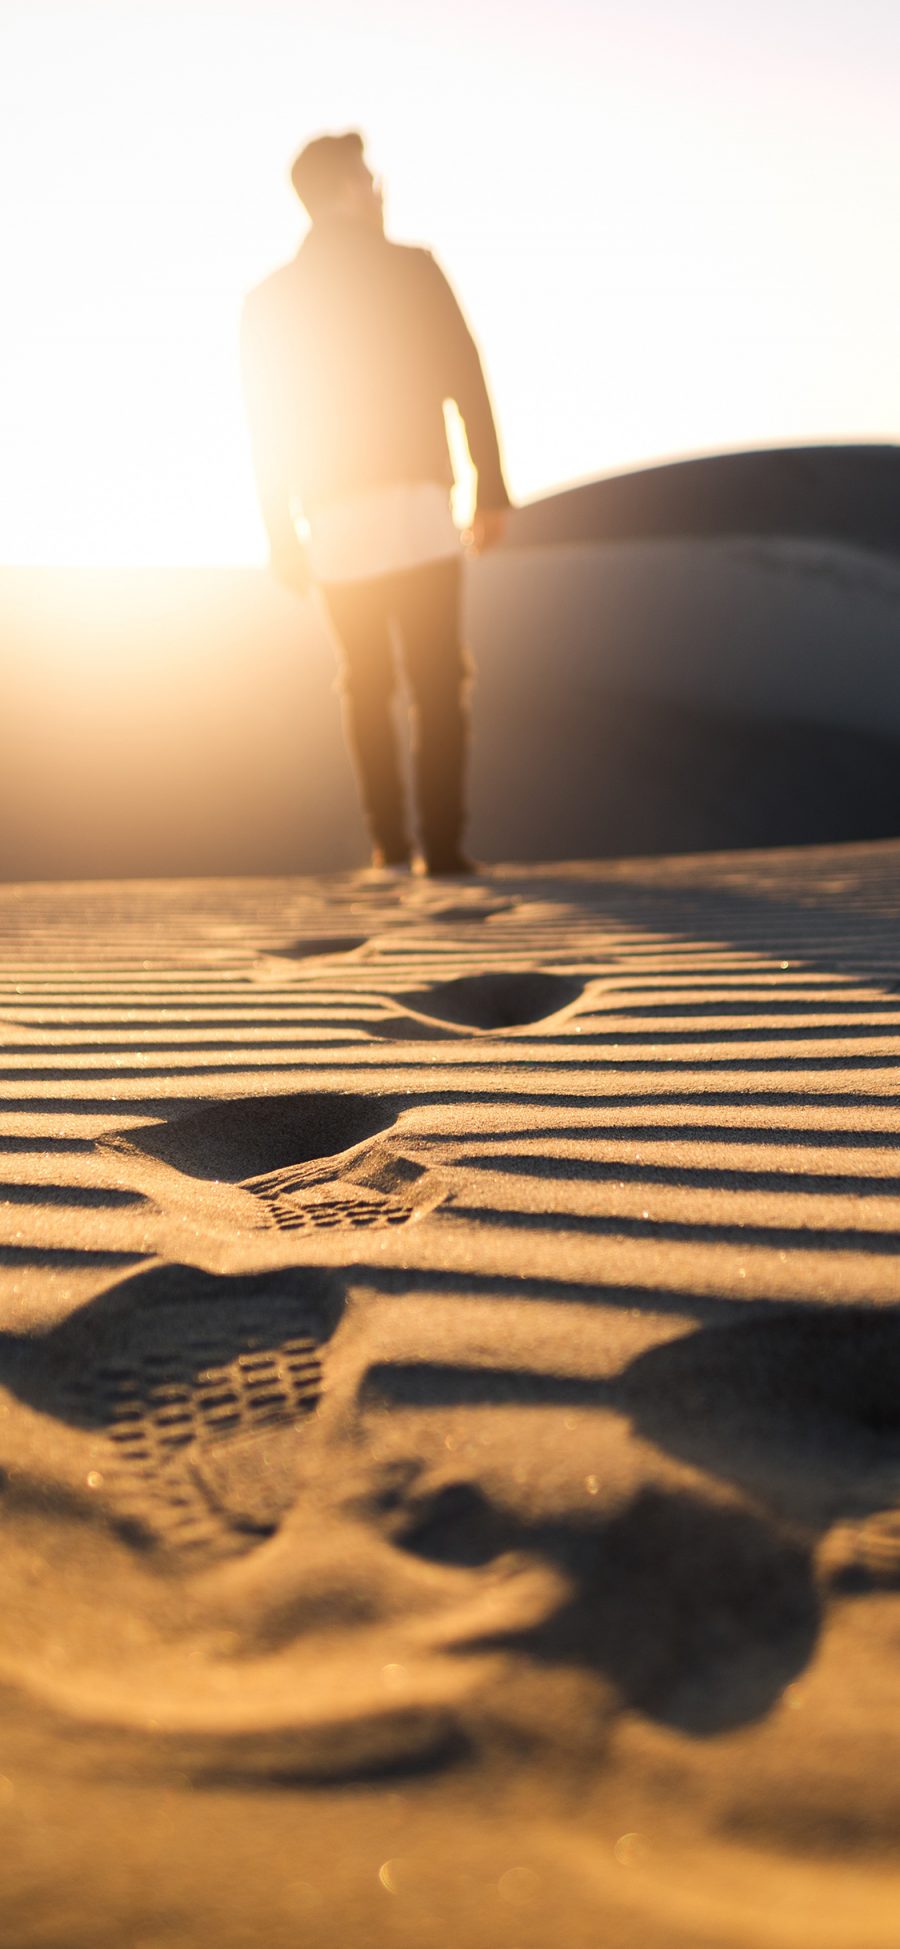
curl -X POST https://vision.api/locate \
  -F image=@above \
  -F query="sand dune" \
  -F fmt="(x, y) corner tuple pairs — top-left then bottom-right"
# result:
(1, 842), (899, 1944)
(508, 441), (900, 557)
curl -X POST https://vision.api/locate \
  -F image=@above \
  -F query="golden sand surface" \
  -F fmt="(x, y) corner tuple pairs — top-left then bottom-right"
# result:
(1, 843), (899, 1947)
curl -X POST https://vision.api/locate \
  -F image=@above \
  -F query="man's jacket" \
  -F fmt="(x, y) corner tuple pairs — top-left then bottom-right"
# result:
(241, 218), (510, 552)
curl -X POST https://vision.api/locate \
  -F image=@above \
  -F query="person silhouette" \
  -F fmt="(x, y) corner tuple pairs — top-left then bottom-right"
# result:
(241, 131), (511, 877)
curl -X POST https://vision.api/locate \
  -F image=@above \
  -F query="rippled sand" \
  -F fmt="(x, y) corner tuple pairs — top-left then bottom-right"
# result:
(1, 845), (899, 1946)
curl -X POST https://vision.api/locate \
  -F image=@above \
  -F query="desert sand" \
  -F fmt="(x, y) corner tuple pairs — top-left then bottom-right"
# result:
(1, 840), (899, 1946)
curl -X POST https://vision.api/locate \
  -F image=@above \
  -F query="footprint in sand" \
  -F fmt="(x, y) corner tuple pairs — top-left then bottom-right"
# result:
(609, 1303), (900, 1525)
(371, 1463), (819, 1736)
(103, 1090), (449, 1240)
(375, 969), (586, 1039)
(249, 933), (370, 984)
(358, 1301), (900, 1724)
(0, 1263), (344, 1558)
(267, 934), (369, 960)
(0, 1265), (472, 1783)
(610, 1305), (900, 1608)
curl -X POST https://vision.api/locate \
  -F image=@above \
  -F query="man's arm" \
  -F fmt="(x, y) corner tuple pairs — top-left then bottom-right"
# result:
(421, 253), (512, 543)
(240, 295), (311, 595)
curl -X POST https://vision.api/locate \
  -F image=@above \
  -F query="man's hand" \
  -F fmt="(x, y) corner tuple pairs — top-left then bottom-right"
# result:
(269, 531), (312, 597)
(462, 508), (509, 556)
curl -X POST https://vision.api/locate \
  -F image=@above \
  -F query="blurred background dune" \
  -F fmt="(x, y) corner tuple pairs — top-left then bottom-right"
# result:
(2, 445), (898, 879)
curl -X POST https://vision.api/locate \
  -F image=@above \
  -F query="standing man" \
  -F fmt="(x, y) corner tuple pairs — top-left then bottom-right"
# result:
(241, 132), (511, 876)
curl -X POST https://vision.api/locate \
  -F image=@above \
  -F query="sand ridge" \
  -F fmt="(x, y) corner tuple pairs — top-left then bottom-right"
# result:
(0, 845), (899, 1945)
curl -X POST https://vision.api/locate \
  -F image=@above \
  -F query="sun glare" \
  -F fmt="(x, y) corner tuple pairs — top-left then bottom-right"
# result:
(1, 0), (898, 566)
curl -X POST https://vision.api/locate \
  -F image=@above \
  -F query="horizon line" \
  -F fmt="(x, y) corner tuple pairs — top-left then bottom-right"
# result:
(2, 435), (897, 573)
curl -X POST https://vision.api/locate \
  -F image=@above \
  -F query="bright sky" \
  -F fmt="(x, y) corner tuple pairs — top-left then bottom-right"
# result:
(2, 0), (898, 565)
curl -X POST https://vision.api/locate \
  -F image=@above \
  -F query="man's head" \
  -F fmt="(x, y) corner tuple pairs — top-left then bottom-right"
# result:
(291, 131), (384, 232)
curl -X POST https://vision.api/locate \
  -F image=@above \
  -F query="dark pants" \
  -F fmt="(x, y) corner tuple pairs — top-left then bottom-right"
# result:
(320, 558), (470, 867)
